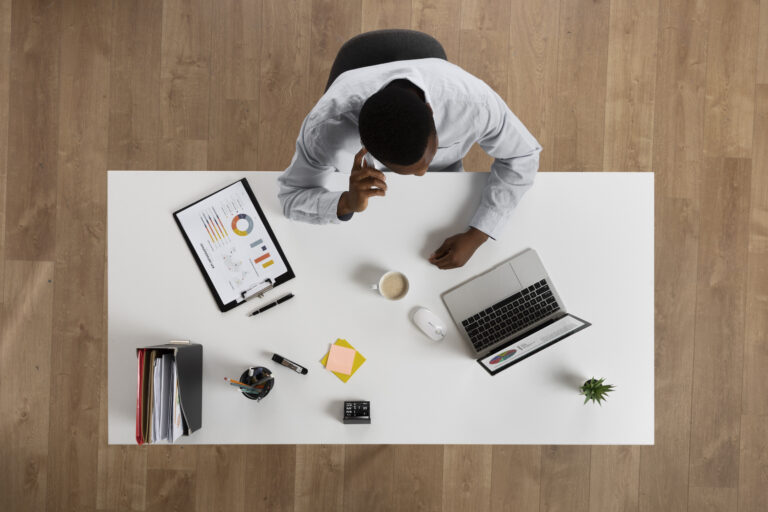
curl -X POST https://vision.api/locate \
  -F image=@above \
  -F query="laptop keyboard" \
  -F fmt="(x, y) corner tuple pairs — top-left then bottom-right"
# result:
(461, 279), (560, 352)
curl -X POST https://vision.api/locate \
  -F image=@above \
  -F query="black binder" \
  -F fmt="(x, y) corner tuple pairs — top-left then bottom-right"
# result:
(136, 341), (202, 444)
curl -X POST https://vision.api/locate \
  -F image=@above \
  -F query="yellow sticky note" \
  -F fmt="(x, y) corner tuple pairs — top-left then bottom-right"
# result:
(320, 339), (366, 383)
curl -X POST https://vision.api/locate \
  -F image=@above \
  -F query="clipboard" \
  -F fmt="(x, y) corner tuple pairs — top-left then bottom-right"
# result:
(173, 178), (295, 312)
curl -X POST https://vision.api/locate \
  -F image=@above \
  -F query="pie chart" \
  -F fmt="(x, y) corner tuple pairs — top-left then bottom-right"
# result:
(231, 213), (254, 236)
(489, 349), (517, 365)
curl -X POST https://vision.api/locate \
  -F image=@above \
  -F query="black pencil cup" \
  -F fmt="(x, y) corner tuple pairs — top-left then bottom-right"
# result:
(239, 367), (274, 401)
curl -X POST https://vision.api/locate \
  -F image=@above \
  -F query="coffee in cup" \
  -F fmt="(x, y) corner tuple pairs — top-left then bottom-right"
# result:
(372, 271), (409, 300)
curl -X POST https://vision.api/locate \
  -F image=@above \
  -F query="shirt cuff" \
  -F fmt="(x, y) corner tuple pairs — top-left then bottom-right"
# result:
(318, 190), (346, 224)
(469, 205), (508, 240)
(331, 190), (354, 221)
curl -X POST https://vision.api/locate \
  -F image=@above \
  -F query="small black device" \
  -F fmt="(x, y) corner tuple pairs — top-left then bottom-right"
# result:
(343, 401), (371, 424)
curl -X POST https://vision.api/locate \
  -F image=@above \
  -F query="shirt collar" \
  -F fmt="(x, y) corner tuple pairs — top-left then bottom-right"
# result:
(375, 71), (432, 106)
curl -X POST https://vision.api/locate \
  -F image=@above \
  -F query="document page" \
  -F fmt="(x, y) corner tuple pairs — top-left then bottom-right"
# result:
(159, 355), (172, 442)
(171, 361), (183, 442)
(151, 357), (162, 443)
(175, 180), (289, 305)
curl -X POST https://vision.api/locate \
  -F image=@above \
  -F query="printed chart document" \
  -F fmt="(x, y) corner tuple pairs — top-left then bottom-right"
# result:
(479, 314), (590, 375)
(174, 179), (294, 311)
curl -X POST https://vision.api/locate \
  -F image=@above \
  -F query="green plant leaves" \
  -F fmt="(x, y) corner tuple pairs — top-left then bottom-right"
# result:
(579, 377), (615, 405)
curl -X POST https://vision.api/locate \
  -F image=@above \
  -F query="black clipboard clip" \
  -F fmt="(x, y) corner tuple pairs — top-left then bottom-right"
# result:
(240, 279), (274, 302)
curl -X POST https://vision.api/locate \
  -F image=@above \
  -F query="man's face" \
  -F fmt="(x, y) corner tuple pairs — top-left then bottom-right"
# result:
(384, 130), (438, 176)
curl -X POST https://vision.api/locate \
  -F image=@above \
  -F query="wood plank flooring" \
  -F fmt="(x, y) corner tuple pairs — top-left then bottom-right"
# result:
(0, 0), (766, 510)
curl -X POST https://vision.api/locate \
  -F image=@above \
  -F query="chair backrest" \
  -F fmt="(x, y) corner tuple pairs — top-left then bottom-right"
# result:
(325, 29), (447, 92)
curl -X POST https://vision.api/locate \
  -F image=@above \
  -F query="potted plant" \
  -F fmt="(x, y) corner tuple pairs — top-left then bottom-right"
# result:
(579, 377), (615, 405)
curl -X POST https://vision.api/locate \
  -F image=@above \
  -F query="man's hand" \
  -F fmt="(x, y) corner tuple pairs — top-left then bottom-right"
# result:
(337, 148), (387, 218)
(429, 227), (489, 269)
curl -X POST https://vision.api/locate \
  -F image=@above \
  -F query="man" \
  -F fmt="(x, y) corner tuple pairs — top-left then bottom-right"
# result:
(278, 58), (541, 269)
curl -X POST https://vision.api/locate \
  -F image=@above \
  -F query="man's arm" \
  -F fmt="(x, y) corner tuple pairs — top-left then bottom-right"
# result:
(469, 90), (541, 240)
(428, 91), (540, 270)
(278, 120), (388, 223)
(277, 117), (347, 224)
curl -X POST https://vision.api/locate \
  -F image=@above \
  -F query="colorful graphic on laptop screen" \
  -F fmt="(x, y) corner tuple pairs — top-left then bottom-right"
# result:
(489, 349), (517, 365)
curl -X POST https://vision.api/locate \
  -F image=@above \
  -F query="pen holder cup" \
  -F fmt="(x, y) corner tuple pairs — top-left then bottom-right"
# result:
(239, 367), (274, 401)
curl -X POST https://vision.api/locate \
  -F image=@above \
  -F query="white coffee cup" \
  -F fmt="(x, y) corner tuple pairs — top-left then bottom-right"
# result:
(371, 271), (409, 300)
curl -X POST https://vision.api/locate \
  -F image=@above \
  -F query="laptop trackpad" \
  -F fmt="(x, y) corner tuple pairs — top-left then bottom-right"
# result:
(443, 263), (522, 322)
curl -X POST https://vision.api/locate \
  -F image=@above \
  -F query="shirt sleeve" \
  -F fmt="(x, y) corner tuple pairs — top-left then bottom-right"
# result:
(468, 90), (541, 239)
(277, 117), (346, 224)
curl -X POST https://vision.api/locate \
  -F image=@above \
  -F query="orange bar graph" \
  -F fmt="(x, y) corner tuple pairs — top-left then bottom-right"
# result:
(254, 253), (271, 264)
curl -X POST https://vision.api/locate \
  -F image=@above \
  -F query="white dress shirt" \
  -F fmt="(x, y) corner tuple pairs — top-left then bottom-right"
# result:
(277, 58), (541, 239)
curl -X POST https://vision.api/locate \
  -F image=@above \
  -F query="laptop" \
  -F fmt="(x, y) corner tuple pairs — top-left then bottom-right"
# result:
(442, 249), (589, 373)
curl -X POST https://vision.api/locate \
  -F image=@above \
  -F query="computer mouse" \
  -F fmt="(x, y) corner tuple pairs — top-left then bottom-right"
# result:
(413, 307), (447, 341)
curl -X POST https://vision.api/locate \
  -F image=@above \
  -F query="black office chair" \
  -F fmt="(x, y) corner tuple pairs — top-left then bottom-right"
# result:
(325, 29), (448, 92)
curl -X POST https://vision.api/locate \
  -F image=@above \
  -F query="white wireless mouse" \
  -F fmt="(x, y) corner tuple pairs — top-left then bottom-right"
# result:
(413, 307), (447, 341)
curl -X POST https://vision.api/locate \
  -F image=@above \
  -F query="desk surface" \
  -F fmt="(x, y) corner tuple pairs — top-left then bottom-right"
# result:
(108, 171), (653, 444)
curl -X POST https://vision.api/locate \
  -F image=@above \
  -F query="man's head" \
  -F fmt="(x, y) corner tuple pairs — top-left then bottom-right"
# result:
(358, 82), (438, 176)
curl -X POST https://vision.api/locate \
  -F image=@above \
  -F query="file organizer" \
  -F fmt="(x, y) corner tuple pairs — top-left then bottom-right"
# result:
(136, 341), (202, 445)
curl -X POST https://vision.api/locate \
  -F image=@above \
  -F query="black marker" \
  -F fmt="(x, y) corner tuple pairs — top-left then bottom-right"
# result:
(248, 293), (294, 317)
(272, 353), (308, 375)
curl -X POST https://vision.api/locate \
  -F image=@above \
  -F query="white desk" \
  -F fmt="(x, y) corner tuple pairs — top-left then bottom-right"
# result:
(108, 171), (653, 444)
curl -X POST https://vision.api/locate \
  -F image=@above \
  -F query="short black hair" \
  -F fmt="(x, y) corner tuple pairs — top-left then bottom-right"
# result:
(358, 85), (434, 166)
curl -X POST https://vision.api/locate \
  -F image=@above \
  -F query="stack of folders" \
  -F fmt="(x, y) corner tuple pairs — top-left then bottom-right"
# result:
(136, 342), (203, 445)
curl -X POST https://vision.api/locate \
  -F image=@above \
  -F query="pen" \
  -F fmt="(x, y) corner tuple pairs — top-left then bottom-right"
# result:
(229, 383), (264, 393)
(224, 377), (261, 390)
(229, 382), (270, 393)
(248, 293), (294, 317)
(225, 376), (273, 392)
(272, 353), (309, 375)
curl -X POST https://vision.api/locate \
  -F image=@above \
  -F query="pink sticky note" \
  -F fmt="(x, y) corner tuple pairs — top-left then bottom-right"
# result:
(325, 345), (356, 375)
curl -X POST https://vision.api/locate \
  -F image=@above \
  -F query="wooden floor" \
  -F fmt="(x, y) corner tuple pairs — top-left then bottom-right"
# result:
(0, 0), (766, 510)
